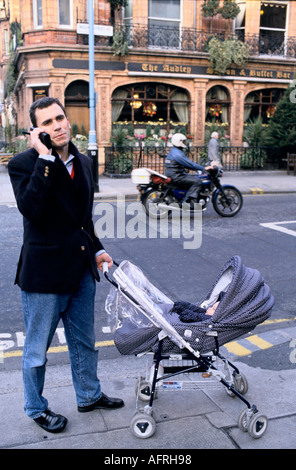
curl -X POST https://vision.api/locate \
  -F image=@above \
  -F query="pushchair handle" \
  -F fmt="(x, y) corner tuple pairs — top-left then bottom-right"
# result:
(103, 260), (119, 288)
(103, 260), (119, 274)
(103, 262), (109, 274)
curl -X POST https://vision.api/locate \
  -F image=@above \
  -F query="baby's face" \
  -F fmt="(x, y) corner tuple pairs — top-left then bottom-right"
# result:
(206, 301), (219, 316)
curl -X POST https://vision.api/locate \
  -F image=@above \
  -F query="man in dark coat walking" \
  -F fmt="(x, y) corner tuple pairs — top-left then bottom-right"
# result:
(8, 97), (124, 433)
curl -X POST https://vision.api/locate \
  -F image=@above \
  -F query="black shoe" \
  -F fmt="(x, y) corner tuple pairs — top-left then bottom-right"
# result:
(77, 393), (124, 412)
(33, 409), (68, 433)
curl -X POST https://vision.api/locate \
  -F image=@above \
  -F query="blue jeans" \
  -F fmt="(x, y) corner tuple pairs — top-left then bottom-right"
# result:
(21, 270), (101, 419)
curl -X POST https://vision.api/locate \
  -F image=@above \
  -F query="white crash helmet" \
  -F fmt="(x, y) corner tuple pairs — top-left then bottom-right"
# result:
(171, 133), (187, 149)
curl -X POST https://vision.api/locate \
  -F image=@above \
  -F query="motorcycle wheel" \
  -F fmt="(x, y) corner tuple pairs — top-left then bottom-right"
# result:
(143, 189), (173, 219)
(213, 187), (243, 217)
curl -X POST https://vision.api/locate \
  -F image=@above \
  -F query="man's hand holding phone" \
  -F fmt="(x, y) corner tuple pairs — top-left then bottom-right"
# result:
(29, 127), (52, 155)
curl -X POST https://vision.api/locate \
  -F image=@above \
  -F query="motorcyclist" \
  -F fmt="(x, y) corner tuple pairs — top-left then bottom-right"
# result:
(165, 133), (213, 206)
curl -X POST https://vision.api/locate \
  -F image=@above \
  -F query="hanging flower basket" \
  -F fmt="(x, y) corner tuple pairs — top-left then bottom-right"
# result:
(209, 104), (222, 117)
(143, 102), (157, 116)
(266, 105), (276, 118)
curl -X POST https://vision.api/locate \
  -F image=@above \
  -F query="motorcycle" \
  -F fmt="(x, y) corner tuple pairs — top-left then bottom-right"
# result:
(131, 167), (243, 218)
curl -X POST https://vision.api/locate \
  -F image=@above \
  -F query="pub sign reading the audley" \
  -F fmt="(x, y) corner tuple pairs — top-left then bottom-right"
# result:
(127, 62), (293, 81)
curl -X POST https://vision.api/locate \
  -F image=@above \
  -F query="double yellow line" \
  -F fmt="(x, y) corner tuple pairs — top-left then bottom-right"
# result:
(250, 187), (263, 194)
(224, 333), (272, 356)
(0, 340), (115, 360)
(1, 317), (294, 361)
(223, 316), (296, 357)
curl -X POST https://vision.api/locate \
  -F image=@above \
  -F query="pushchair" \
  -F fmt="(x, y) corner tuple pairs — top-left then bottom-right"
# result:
(104, 256), (274, 440)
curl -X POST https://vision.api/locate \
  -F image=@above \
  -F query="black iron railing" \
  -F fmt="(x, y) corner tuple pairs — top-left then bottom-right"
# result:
(104, 145), (284, 176)
(237, 30), (296, 57)
(76, 20), (296, 58)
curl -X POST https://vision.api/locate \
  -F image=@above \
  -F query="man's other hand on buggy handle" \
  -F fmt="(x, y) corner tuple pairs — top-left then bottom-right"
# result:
(96, 251), (113, 272)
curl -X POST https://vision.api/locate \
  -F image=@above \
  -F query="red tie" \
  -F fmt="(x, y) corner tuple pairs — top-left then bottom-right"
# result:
(70, 164), (74, 180)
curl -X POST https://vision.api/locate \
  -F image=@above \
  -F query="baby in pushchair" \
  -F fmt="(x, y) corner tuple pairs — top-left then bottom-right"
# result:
(104, 255), (274, 439)
(172, 291), (225, 321)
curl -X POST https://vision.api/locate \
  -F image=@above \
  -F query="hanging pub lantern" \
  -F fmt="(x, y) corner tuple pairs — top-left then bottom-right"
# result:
(130, 94), (142, 109)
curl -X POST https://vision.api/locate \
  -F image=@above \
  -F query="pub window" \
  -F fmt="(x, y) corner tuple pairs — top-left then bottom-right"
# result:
(235, 1), (246, 41)
(33, 0), (43, 29)
(4, 29), (9, 54)
(58, 0), (72, 27)
(148, 0), (181, 48)
(112, 82), (190, 134)
(123, 0), (133, 26)
(32, 87), (49, 102)
(206, 86), (230, 126)
(259, 1), (288, 55)
(244, 88), (285, 124)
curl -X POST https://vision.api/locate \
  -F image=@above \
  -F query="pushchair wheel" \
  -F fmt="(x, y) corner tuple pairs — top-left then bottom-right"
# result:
(225, 372), (248, 397)
(238, 408), (268, 439)
(135, 378), (152, 402)
(248, 413), (268, 439)
(130, 412), (156, 439)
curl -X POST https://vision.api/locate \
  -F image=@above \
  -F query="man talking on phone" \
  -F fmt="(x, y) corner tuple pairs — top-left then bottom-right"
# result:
(8, 97), (124, 434)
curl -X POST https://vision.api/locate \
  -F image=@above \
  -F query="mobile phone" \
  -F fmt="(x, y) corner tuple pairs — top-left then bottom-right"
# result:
(30, 127), (52, 149)
(39, 132), (52, 149)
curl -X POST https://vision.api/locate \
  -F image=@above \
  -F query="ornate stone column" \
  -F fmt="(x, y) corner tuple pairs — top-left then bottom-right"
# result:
(193, 79), (208, 145)
(96, 76), (111, 174)
(230, 81), (247, 146)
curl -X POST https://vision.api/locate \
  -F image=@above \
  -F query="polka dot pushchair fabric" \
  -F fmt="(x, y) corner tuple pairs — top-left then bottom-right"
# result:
(105, 256), (274, 357)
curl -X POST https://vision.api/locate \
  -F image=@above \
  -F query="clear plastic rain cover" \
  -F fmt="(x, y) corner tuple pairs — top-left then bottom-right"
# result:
(105, 261), (174, 333)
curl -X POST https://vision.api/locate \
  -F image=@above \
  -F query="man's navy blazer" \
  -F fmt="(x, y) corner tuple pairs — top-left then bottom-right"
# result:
(8, 142), (104, 294)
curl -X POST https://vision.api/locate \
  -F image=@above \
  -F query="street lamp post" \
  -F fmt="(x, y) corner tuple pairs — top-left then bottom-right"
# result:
(88, 0), (99, 192)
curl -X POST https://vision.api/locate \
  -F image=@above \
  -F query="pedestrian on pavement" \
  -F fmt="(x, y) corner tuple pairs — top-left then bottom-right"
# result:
(8, 97), (124, 434)
(207, 131), (222, 167)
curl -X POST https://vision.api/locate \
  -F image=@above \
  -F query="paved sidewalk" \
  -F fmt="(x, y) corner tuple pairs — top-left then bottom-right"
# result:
(96, 170), (296, 200)
(1, 169), (296, 205)
(1, 355), (295, 450)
